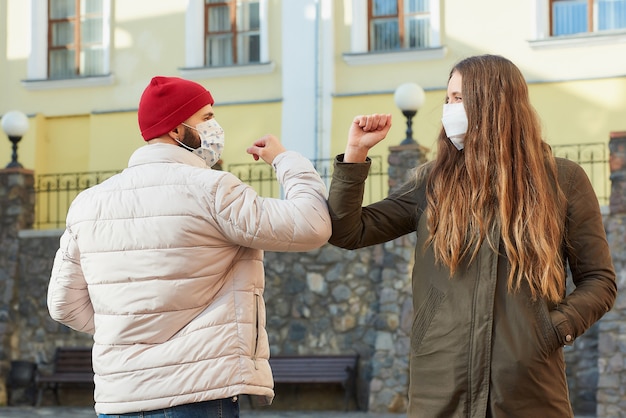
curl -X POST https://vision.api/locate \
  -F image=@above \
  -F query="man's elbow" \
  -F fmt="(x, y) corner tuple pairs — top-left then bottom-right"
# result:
(312, 225), (332, 248)
(48, 299), (95, 334)
(303, 225), (332, 249)
(287, 223), (331, 251)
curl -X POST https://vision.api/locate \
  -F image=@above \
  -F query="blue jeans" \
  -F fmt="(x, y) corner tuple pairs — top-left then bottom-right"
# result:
(97, 397), (240, 418)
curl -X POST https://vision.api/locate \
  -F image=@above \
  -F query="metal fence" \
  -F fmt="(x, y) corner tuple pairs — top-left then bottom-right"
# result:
(34, 170), (121, 230)
(31, 156), (386, 230)
(551, 142), (609, 207)
(228, 156), (386, 202)
(31, 144), (610, 230)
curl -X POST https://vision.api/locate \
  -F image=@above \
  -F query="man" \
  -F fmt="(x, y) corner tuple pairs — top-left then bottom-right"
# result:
(47, 76), (331, 417)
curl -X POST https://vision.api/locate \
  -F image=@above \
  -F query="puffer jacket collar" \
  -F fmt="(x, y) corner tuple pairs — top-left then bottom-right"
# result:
(128, 143), (208, 169)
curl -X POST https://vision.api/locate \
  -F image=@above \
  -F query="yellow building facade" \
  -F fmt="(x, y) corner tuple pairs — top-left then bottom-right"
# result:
(1, 0), (625, 219)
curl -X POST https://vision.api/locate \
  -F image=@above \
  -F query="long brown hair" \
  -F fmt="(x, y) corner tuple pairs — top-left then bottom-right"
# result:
(425, 54), (567, 303)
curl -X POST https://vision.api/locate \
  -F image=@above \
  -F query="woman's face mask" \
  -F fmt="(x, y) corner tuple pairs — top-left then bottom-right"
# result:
(441, 103), (468, 151)
(179, 119), (225, 167)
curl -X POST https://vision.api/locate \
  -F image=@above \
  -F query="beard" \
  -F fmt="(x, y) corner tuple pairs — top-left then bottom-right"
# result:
(180, 126), (200, 150)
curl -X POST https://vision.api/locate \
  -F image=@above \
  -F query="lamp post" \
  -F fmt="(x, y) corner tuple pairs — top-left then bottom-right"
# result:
(394, 83), (425, 145)
(1, 110), (29, 168)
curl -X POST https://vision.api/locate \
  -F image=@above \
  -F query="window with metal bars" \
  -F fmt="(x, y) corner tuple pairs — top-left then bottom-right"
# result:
(368, 0), (431, 51)
(204, 0), (260, 66)
(550, 0), (626, 36)
(48, 0), (106, 79)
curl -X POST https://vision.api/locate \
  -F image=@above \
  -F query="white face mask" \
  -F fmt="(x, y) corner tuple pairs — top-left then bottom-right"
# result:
(179, 119), (225, 167)
(441, 103), (468, 151)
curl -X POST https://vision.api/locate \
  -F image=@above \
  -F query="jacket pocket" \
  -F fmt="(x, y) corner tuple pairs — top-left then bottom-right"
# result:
(533, 299), (562, 355)
(411, 286), (445, 349)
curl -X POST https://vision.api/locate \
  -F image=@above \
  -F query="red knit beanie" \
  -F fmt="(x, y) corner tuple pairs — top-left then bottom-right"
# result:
(138, 76), (214, 141)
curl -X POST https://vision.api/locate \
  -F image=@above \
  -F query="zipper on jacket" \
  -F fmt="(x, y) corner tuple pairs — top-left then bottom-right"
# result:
(251, 292), (260, 369)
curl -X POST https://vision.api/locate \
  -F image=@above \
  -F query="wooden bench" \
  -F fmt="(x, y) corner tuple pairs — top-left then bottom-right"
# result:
(268, 354), (360, 410)
(35, 349), (359, 409)
(35, 347), (94, 406)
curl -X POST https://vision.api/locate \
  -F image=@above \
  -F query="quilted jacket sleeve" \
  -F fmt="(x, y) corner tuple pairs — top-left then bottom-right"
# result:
(48, 228), (95, 334)
(212, 150), (331, 252)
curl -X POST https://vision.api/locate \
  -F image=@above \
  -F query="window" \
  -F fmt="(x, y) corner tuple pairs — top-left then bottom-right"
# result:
(344, 0), (443, 66)
(47, 0), (107, 79)
(205, 0), (260, 66)
(550, 0), (626, 36)
(182, 0), (270, 77)
(369, 0), (431, 51)
(24, 0), (112, 89)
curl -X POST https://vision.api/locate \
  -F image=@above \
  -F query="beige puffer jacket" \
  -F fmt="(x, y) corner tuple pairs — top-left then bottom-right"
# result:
(47, 143), (331, 414)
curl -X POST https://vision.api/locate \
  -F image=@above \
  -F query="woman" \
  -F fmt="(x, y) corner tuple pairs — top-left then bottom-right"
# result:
(327, 54), (616, 417)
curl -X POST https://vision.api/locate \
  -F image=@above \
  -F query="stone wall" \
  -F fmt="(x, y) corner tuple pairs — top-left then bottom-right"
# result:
(0, 168), (35, 404)
(596, 132), (626, 417)
(14, 231), (93, 368)
(564, 291), (601, 415)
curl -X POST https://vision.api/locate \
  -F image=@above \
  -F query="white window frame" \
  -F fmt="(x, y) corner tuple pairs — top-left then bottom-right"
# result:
(23, 0), (113, 91)
(530, 0), (626, 48)
(343, 0), (445, 66)
(181, 0), (274, 79)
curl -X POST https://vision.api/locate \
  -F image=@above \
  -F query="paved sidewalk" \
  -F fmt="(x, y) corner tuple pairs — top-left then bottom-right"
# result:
(0, 407), (405, 417)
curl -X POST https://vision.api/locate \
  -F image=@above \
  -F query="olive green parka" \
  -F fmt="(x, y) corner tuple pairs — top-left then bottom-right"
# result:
(328, 156), (616, 418)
